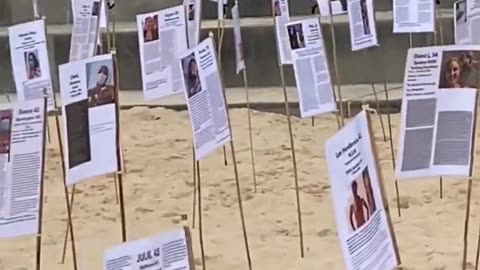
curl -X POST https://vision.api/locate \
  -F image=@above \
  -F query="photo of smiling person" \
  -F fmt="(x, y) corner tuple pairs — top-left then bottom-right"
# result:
(86, 60), (116, 108)
(439, 50), (480, 89)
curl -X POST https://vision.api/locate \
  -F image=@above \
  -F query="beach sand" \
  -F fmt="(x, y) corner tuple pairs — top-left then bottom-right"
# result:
(0, 107), (479, 269)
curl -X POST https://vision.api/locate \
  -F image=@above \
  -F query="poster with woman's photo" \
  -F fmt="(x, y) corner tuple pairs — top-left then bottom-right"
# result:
(325, 111), (400, 270)
(347, 0), (378, 51)
(8, 19), (55, 112)
(137, 6), (188, 101)
(178, 37), (231, 161)
(396, 45), (480, 180)
(59, 54), (120, 186)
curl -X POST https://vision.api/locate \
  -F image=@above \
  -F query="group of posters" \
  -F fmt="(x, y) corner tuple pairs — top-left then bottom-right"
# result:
(4, 0), (480, 270)
(1, 0), (122, 244)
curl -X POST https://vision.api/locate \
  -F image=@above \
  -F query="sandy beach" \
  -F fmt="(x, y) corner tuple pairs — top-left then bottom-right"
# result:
(0, 107), (479, 269)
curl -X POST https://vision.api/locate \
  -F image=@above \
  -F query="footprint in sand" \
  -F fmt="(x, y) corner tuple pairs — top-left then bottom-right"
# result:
(316, 229), (333, 237)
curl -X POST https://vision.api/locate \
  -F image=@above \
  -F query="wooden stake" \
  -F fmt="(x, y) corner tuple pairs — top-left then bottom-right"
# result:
(463, 68), (480, 270)
(35, 97), (48, 270)
(217, 10), (229, 167)
(366, 112), (402, 264)
(280, 64), (304, 258)
(209, 28), (253, 268)
(196, 161), (206, 270)
(370, 84), (387, 142)
(191, 146), (197, 228)
(327, 1), (344, 126)
(269, 2), (305, 258)
(382, 82), (401, 218)
(242, 69), (258, 193)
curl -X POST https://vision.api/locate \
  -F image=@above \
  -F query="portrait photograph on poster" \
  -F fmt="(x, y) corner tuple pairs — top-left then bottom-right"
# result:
(287, 23), (305, 50)
(92, 0), (100, 16)
(456, 0), (467, 23)
(273, 0), (282, 16)
(188, 3), (195, 21)
(142, 15), (159, 43)
(346, 167), (377, 232)
(24, 50), (42, 80)
(360, 0), (370, 35)
(438, 50), (480, 89)
(0, 110), (13, 155)
(181, 52), (202, 99)
(86, 60), (116, 108)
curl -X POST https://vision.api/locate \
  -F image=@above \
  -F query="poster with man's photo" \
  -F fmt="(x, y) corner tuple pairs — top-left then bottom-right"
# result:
(347, 0), (378, 51)
(137, 6), (188, 101)
(325, 110), (400, 270)
(8, 19), (55, 111)
(59, 54), (120, 186)
(178, 37), (231, 161)
(396, 45), (480, 180)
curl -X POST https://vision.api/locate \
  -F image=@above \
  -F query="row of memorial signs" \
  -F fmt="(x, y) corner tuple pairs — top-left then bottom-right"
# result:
(1, 0), (479, 269)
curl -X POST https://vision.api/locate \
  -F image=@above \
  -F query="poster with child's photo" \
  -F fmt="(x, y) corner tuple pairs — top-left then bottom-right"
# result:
(438, 50), (480, 89)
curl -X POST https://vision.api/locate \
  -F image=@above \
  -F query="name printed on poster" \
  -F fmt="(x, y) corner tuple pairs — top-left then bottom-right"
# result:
(335, 133), (363, 176)
(69, 74), (83, 98)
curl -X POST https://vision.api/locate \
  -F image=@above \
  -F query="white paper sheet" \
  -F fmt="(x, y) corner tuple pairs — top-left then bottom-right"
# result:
(184, 0), (202, 48)
(178, 37), (231, 160)
(59, 54), (119, 186)
(317, 0), (347, 16)
(393, 0), (435, 33)
(0, 99), (46, 239)
(286, 17), (336, 117)
(273, 0), (293, 65)
(347, 0), (378, 51)
(455, 0), (480, 45)
(209, 0), (228, 20)
(8, 19), (55, 112)
(232, 4), (246, 74)
(137, 5), (188, 101)
(70, 0), (103, 60)
(396, 45), (480, 180)
(325, 110), (399, 270)
(103, 228), (192, 270)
